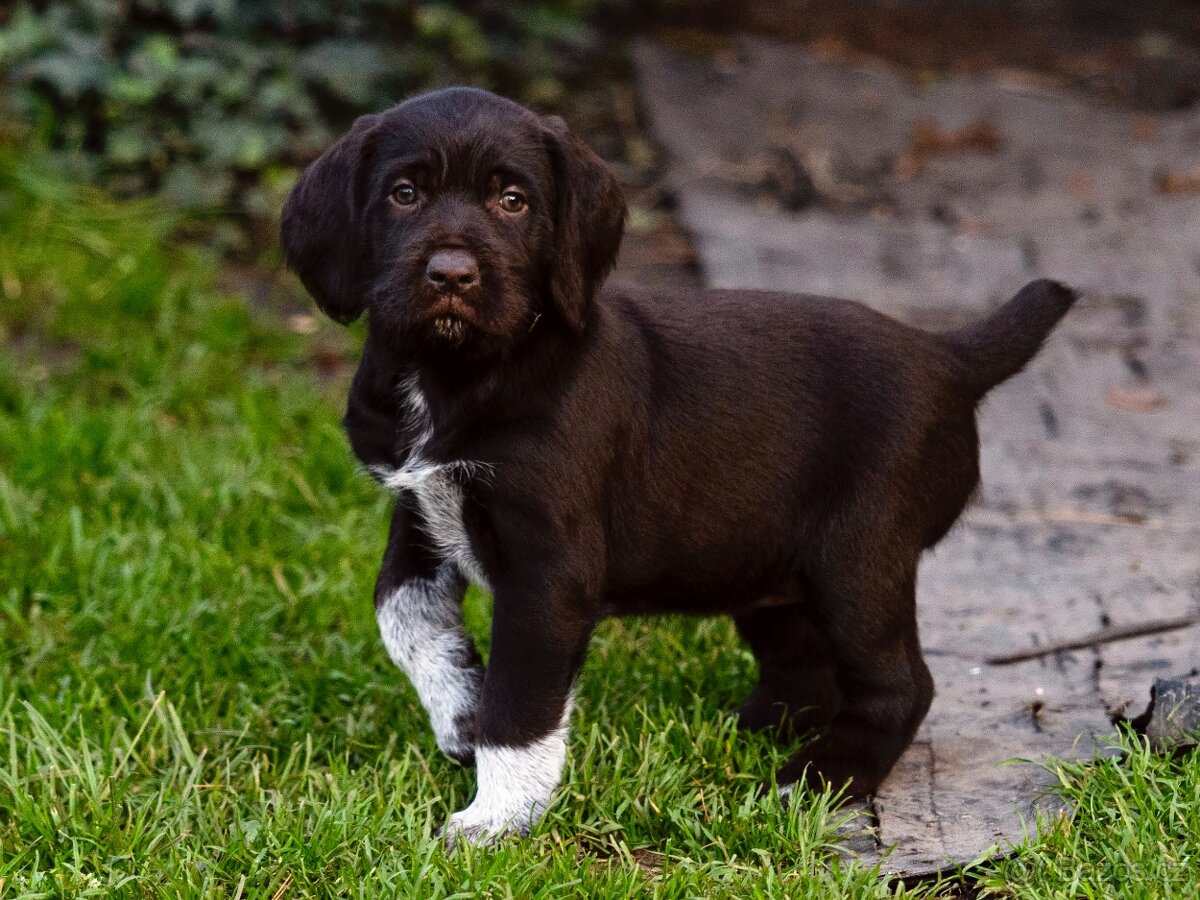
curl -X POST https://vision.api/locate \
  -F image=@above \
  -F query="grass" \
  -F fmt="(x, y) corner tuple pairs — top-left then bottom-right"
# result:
(0, 143), (1197, 897)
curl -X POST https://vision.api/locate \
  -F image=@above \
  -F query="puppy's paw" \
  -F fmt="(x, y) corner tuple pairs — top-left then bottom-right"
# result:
(776, 746), (882, 800)
(440, 804), (531, 849)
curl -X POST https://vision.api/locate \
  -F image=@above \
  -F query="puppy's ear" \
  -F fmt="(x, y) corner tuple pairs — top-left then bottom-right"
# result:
(281, 114), (381, 324)
(542, 115), (627, 331)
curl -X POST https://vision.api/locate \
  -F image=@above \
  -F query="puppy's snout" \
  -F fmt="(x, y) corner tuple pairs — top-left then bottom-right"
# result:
(426, 249), (480, 294)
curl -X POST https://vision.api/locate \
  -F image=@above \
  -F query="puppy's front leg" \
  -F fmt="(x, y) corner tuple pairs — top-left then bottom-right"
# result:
(444, 562), (593, 846)
(375, 501), (483, 764)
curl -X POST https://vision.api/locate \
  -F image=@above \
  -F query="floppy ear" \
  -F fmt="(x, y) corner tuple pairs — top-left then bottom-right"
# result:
(542, 116), (627, 332)
(281, 114), (381, 324)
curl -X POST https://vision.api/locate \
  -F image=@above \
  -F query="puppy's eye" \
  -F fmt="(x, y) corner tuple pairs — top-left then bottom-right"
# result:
(498, 188), (527, 214)
(391, 181), (418, 207)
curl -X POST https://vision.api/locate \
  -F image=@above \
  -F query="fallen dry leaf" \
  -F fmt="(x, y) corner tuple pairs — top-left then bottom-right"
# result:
(910, 118), (1003, 156)
(1156, 168), (1200, 196)
(893, 152), (923, 181)
(1067, 169), (1094, 198)
(1131, 115), (1157, 143)
(895, 118), (1003, 178)
(307, 346), (351, 377)
(1106, 387), (1166, 412)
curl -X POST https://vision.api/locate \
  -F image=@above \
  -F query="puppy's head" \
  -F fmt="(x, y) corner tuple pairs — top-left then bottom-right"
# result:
(281, 87), (626, 353)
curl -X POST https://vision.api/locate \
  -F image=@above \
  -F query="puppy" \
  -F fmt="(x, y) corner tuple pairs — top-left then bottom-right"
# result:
(281, 86), (1075, 845)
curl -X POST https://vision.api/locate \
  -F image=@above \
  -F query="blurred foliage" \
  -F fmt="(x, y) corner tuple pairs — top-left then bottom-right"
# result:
(0, 138), (314, 400)
(0, 0), (633, 244)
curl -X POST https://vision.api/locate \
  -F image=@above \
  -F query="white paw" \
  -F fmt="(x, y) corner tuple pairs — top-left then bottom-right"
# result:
(439, 735), (567, 848)
(441, 802), (532, 849)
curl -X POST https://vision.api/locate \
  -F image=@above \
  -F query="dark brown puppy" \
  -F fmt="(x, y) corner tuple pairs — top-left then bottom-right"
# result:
(281, 86), (1075, 844)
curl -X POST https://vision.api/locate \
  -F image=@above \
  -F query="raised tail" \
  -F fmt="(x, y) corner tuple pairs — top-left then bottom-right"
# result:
(942, 279), (1077, 399)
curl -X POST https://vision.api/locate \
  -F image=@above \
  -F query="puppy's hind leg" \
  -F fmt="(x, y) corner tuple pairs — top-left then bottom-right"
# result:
(734, 601), (840, 740)
(775, 554), (933, 799)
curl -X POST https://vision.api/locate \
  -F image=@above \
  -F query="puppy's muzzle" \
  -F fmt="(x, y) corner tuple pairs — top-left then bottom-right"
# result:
(424, 248), (482, 343)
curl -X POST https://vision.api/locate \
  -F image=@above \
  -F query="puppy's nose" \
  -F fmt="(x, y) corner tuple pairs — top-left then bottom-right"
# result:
(425, 249), (480, 293)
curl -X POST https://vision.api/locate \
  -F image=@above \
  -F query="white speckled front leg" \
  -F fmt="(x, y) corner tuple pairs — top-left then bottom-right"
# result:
(441, 551), (592, 848)
(376, 564), (482, 764)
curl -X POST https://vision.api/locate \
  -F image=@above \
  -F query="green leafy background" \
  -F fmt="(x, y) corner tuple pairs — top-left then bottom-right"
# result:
(0, 0), (629, 232)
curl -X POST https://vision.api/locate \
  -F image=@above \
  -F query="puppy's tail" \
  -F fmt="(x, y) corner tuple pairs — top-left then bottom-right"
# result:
(942, 279), (1077, 400)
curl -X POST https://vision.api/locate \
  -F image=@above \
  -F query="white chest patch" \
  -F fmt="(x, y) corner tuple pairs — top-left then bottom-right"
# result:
(371, 375), (490, 589)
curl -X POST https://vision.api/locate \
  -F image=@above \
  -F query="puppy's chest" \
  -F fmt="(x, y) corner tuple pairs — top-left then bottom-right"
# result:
(371, 378), (489, 588)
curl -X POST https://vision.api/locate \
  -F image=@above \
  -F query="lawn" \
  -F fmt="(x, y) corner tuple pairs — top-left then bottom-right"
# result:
(1, 146), (1197, 898)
